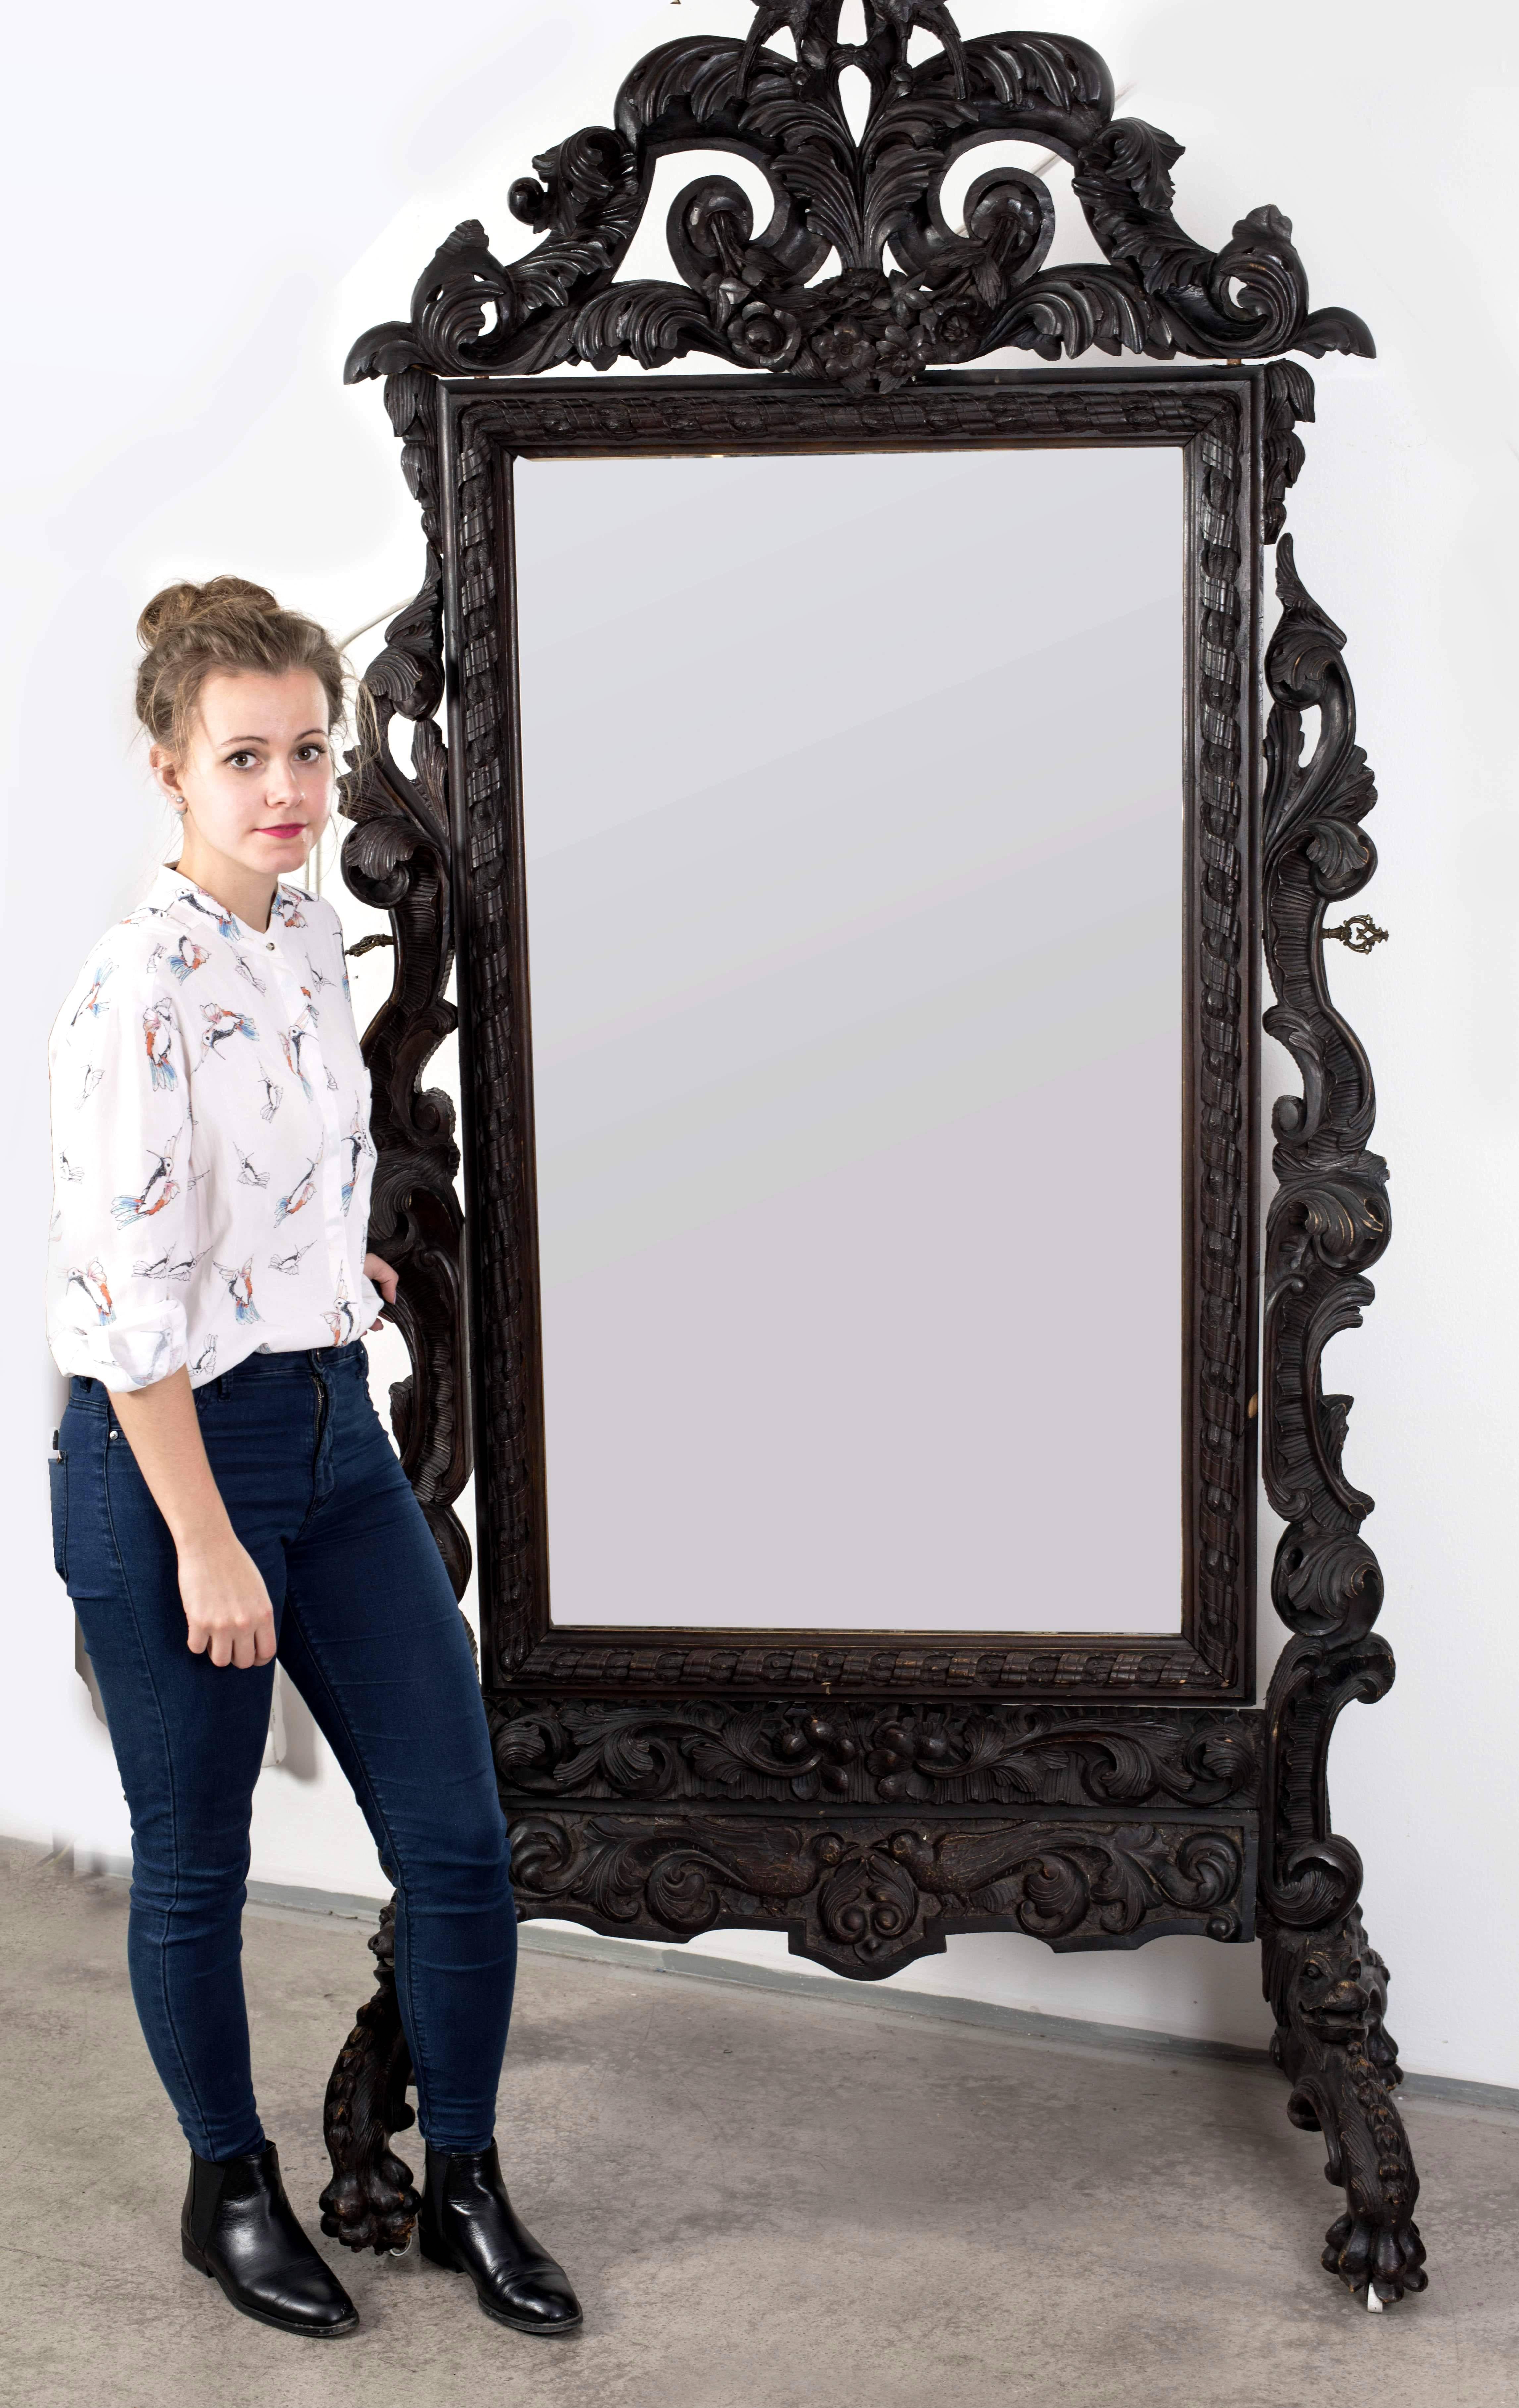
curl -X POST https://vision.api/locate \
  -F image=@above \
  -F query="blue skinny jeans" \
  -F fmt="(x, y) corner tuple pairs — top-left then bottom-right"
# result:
(53, 1338), (515, 2161)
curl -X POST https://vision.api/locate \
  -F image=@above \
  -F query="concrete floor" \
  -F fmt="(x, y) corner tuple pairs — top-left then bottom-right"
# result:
(2, 1846), (1515, 2408)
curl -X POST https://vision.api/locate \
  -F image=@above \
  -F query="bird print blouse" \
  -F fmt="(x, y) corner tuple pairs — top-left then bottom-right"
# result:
(47, 862), (381, 1391)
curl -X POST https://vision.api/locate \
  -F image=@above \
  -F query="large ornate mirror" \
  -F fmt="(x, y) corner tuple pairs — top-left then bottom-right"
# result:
(318, 3), (1422, 2313)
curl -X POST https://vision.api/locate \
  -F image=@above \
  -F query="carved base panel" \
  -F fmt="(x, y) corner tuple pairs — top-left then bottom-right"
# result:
(506, 1806), (1256, 1978)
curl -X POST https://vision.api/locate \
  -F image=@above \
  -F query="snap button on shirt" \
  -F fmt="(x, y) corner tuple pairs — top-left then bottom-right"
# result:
(46, 863), (381, 1391)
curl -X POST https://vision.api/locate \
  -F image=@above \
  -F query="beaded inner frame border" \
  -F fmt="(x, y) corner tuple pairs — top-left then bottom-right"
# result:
(436, 366), (1261, 1705)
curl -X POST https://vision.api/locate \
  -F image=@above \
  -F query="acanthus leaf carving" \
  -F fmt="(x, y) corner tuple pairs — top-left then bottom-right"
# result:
(1253, 403), (1424, 2300)
(490, 1695), (1262, 1813)
(508, 1808), (1249, 1974)
(337, 372), (471, 1597)
(1262, 358), (1315, 542)
(345, 8), (1371, 397)
(1259, 525), (1393, 1933)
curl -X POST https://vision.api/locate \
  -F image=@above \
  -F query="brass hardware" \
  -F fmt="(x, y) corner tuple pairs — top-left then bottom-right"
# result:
(1324, 915), (1388, 954)
(345, 933), (396, 958)
(1247, 1394), (1258, 1421)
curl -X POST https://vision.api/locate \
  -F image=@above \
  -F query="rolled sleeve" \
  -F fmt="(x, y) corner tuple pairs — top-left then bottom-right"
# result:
(47, 951), (195, 1391)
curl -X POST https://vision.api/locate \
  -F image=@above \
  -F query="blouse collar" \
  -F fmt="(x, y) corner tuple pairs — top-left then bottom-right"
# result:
(146, 860), (302, 940)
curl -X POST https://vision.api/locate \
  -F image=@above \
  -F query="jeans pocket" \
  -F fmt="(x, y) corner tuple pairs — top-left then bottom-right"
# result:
(48, 1451), (68, 1585)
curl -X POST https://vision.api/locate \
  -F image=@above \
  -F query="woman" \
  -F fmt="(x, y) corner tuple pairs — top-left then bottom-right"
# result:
(46, 578), (580, 2342)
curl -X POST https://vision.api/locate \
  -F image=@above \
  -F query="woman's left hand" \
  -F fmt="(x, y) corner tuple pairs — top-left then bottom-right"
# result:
(364, 1251), (399, 1331)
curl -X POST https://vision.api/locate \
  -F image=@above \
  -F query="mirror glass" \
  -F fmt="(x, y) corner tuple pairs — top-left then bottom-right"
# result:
(513, 445), (1183, 1634)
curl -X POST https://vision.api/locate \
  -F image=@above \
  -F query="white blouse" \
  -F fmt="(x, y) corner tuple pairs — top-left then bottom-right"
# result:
(47, 862), (381, 1391)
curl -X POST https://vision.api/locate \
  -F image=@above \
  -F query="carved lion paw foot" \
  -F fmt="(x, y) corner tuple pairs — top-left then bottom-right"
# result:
(1323, 2208), (1428, 2304)
(319, 2149), (420, 2256)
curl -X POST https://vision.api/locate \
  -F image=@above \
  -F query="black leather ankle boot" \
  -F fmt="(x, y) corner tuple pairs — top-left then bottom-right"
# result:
(181, 2141), (358, 2337)
(419, 2139), (582, 2334)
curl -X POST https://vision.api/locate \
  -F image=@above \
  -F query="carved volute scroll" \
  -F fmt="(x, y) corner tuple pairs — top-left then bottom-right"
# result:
(507, 1813), (1252, 1977)
(344, 3), (1372, 399)
(1252, 418), (1423, 2302)
(494, 1697), (1260, 1972)
(337, 371), (472, 1597)
(1258, 528), (1391, 1935)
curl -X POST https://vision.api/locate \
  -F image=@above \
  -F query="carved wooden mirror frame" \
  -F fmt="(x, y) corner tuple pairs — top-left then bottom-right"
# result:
(317, 5), (1422, 2310)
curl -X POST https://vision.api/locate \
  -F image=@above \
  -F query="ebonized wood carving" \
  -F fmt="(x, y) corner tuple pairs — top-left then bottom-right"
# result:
(348, 2), (1371, 393)
(323, 2), (1417, 2311)
(1256, 530), (1423, 2299)
(335, 370), (471, 1596)
(489, 1698), (1262, 1809)
(507, 1813), (1250, 1974)
(318, 1900), (419, 2256)
(495, 1698), (1257, 1971)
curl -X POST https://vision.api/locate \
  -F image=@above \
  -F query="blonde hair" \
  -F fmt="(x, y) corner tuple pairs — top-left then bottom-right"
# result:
(135, 576), (347, 758)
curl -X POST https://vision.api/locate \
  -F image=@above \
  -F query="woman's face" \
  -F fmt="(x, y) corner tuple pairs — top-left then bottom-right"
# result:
(151, 667), (334, 884)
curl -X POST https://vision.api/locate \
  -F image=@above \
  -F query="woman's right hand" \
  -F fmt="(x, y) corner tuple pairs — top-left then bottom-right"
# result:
(110, 1366), (277, 1671)
(178, 1530), (277, 1669)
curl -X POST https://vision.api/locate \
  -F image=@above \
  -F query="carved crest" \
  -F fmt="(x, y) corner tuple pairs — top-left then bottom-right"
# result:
(347, 3), (1372, 396)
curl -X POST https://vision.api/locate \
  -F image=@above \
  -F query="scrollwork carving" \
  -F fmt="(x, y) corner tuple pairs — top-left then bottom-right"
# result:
(338, 368), (472, 1596)
(1257, 477), (1421, 2297)
(1262, 358), (1315, 543)
(509, 1809), (1249, 1975)
(345, 6), (1370, 398)
(491, 1696), (1261, 1812)
(1259, 532), (1391, 1935)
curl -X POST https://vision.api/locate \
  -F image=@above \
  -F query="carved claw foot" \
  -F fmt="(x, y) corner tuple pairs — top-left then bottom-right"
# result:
(320, 1896), (422, 2254)
(1320, 2206), (1427, 2304)
(1263, 1907), (1427, 2304)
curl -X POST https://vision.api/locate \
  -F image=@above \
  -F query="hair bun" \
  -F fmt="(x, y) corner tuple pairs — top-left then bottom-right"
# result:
(133, 573), (347, 756)
(136, 576), (281, 649)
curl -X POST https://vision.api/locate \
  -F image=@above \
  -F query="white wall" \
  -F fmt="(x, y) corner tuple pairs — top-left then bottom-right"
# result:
(3, 0), (1514, 2082)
